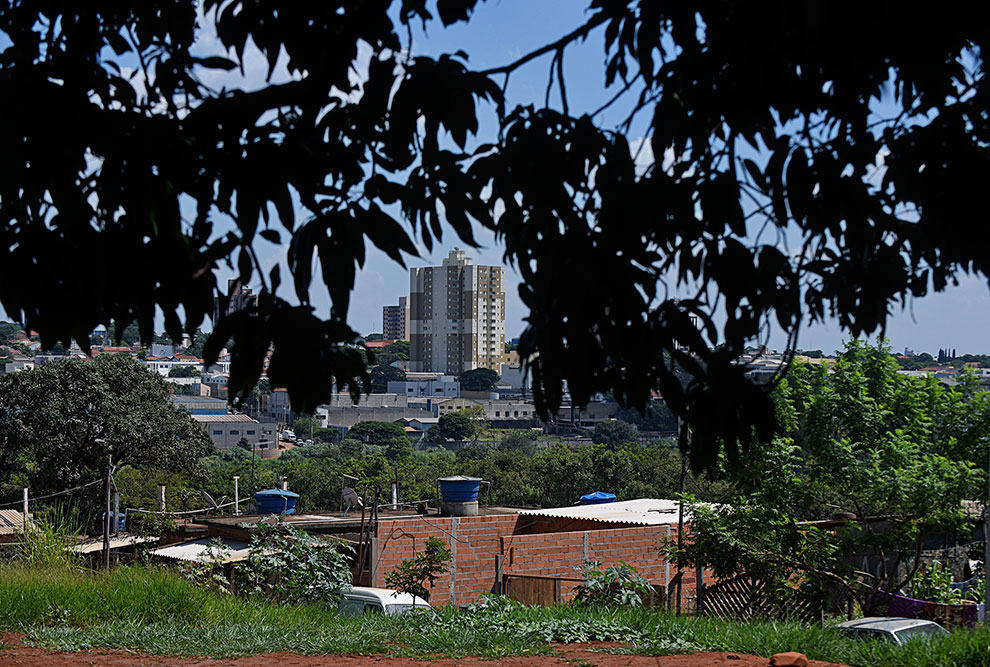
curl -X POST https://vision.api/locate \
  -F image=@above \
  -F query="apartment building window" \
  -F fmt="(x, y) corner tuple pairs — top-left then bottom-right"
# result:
(213, 430), (222, 435)
(247, 430), (256, 435)
(230, 430), (239, 435)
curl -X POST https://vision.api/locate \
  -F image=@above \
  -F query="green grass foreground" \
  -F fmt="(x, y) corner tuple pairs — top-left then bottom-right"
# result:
(3, 566), (990, 666)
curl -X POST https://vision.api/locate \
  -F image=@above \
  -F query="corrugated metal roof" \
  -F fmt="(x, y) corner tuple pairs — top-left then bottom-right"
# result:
(518, 498), (688, 526)
(0, 509), (26, 535)
(69, 534), (159, 554)
(149, 538), (251, 563)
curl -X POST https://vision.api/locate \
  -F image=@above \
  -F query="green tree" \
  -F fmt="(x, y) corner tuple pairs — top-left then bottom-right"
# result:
(429, 412), (477, 442)
(114, 321), (142, 347)
(0, 322), (24, 343)
(169, 365), (201, 378)
(0, 354), (214, 515)
(373, 341), (410, 367)
(459, 368), (500, 392)
(339, 438), (365, 460)
(370, 364), (406, 393)
(385, 436), (415, 462)
(186, 328), (210, 358)
(383, 536), (452, 602)
(500, 431), (537, 457)
(592, 420), (638, 448)
(347, 421), (407, 446)
(292, 417), (320, 440)
(616, 400), (677, 432)
(672, 341), (985, 612)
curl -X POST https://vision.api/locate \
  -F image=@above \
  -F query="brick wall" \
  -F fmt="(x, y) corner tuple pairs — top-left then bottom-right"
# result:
(373, 514), (519, 607)
(371, 513), (703, 608)
(501, 524), (692, 602)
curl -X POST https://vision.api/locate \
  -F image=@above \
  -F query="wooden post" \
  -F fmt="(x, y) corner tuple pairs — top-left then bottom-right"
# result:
(233, 476), (240, 516)
(112, 492), (120, 535)
(696, 566), (705, 615)
(495, 554), (505, 595)
(676, 456), (687, 615)
(157, 485), (166, 512)
(21, 487), (28, 520)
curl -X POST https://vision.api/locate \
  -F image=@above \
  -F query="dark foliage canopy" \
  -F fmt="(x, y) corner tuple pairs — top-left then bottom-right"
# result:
(458, 367), (500, 392)
(1, 2), (986, 471)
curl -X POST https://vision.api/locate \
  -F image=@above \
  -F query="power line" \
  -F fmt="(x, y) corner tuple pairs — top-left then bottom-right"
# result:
(0, 479), (103, 508)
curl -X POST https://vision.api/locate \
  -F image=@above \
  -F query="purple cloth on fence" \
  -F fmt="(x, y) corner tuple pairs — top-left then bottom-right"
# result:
(878, 591), (977, 628)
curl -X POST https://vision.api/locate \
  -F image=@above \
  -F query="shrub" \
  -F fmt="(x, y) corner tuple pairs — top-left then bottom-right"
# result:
(236, 519), (353, 605)
(573, 560), (653, 607)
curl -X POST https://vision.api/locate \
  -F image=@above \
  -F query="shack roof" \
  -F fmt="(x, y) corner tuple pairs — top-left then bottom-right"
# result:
(518, 498), (688, 526)
(0, 509), (26, 536)
(69, 534), (159, 554)
(149, 537), (251, 563)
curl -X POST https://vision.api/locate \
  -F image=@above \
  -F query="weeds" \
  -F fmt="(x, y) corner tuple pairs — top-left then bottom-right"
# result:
(16, 504), (85, 568)
(5, 566), (990, 665)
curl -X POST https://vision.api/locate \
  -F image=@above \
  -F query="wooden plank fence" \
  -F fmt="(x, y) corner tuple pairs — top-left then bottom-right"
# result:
(699, 575), (824, 624)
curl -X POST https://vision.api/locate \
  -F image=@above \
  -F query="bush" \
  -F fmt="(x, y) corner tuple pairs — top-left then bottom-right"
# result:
(236, 519), (353, 605)
(573, 560), (653, 607)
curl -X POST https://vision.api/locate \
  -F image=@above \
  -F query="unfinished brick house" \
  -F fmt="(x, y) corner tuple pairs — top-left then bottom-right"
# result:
(174, 498), (704, 609)
(367, 498), (703, 607)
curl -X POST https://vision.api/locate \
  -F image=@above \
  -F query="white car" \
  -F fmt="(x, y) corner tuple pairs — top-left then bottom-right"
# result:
(833, 617), (949, 646)
(338, 587), (432, 616)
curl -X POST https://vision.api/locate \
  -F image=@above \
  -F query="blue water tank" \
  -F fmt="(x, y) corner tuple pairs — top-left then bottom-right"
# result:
(438, 475), (482, 503)
(254, 489), (300, 514)
(579, 491), (616, 505)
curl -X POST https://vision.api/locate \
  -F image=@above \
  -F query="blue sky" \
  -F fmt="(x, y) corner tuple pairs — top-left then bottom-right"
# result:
(3, 2), (988, 356)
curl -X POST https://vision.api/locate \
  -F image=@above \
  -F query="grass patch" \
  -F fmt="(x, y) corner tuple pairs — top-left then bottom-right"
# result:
(4, 565), (990, 664)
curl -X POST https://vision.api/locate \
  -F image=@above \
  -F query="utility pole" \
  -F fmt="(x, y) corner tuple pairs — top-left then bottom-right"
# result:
(250, 444), (256, 499)
(103, 452), (112, 569)
(94, 438), (112, 569)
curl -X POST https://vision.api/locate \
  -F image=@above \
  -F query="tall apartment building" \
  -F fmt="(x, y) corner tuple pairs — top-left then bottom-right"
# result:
(409, 248), (505, 374)
(213, 279), (259, 324)
(382, 296), (409, 340)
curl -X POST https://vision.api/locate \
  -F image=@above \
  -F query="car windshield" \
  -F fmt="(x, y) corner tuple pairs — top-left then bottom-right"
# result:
(894, 624), (946, 643)
(385, 603), (429, 615)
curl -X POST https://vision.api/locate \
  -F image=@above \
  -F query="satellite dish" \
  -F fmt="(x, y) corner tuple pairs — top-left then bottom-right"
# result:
(202, 491), (219, 510)
(342, 487), (363, 516)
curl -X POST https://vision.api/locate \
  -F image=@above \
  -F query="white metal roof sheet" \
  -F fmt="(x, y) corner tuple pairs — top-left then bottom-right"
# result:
(0, 509), (26, 535)
(518, 498), (687, 526)
(149, 538), (251, 563)
(69, 534), (159, 554)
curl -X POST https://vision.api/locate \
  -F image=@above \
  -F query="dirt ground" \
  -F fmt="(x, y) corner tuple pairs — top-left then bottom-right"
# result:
(0, 634), (852, 667)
